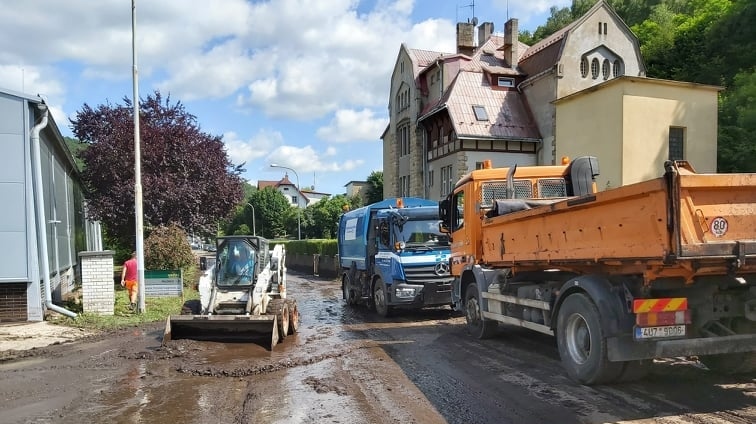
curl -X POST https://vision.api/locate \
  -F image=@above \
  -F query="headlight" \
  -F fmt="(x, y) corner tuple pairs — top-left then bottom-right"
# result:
(395, 287), (416, 298)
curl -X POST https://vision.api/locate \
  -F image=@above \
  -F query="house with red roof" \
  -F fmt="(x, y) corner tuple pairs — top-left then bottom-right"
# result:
(382, 0), (719, 199)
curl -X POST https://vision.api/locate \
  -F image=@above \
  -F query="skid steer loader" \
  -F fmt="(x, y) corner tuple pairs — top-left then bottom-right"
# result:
(163, 235), (299, 349)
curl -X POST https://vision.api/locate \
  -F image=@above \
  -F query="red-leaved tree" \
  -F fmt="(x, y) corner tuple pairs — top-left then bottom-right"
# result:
(72, 91), (244, 247)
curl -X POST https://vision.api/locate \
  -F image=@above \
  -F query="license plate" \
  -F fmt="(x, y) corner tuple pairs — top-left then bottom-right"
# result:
(634, 325), (686, 339)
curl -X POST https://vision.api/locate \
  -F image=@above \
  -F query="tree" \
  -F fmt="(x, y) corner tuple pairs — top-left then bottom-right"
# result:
(247, 187), (291, 239)
(718, 69), (756, 172)
(71, 91), (244, 248)
(304, 195), (352, 239)
(365, 171), (383, 204)
(144, 223), (195, 270)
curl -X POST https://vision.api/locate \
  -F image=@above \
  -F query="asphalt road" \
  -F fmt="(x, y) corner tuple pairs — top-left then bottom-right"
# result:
(0, 272), (753, 424)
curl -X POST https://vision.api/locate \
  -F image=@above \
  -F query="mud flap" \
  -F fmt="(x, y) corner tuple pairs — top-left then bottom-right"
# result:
(163, 314), (279, 350)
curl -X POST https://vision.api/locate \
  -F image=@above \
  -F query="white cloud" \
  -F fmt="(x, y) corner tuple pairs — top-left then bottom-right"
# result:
(266, 145), (365, 175)
(316, 108), (388, 142)
(223, 129), (282, 166)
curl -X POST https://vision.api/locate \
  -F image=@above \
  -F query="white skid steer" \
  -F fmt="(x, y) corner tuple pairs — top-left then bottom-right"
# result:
(163, 236), (299, 350)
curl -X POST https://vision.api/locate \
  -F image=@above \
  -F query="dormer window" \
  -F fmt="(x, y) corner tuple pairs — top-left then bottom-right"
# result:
(472, 105), (489, 121)
(497, 77), (515, 87)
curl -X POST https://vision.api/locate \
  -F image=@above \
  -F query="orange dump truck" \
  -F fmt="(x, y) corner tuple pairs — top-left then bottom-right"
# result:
(439, 157), (756, 385)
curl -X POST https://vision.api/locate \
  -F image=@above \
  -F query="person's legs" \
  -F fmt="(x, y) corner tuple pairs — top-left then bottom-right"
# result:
(125, 280), (138, 308)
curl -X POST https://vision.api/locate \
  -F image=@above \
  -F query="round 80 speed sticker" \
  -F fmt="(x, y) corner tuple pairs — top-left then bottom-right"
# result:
(710, 217), (728, 237)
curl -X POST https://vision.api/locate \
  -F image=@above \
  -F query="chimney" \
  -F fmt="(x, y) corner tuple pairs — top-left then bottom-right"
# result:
(478, 22), (494, 47)
(503, 18), (519, 68)
(456, 22), (475, 56)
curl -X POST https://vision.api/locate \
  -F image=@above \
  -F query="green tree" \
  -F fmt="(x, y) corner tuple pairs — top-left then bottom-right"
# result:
(144, 223), (195, 270)
(718, 69), (756, 172)
(365, 171), (383, 204)
(248, 187), (291, 239)
(64, 136), (86, 171)
(305, 194), (354, 239)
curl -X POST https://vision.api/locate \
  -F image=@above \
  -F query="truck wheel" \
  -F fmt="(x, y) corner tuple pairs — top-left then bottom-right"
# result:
(342, 277), (357, 306)
(556, 293), (623, 385)
(267, 299), (290, 341)
(181, 299), (201, 315)
(465, 283), (497, 339)
(373, 280), (390, 317)
(285, 299), (300, 335)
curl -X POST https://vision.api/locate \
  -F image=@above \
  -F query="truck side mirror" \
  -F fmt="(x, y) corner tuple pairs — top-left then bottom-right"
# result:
(439, 198), (450, 230)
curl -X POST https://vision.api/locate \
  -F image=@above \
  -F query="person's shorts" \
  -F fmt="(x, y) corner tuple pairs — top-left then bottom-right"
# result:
(124, 279), (138, 294)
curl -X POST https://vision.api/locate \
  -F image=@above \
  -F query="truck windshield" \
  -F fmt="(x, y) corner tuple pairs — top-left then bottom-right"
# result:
(397, 219), (449, 248)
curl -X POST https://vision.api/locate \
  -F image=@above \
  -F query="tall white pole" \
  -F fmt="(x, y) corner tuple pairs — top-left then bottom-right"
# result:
(132, 0), (146, 313)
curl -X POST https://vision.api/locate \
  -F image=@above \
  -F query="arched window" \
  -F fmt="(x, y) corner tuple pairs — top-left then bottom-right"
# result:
(580, 57), (588, 78)
(591, 58), (599, 79)
(613, 60), (622, 77)
(602, 59), (610, 80)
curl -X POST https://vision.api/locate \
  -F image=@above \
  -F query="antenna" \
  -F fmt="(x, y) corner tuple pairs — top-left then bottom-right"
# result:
(458, 0), (476, 23)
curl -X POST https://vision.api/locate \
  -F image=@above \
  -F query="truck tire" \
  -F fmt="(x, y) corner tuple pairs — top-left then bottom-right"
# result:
(556, 293), (623, 385)
(373, 279), (390, 317)
(267, 299), (290, 341)
(285, 299), (300, 335)
(342, 277), (358, 306)
(181, 299), (201, 315)
(465, 283), (497, 339)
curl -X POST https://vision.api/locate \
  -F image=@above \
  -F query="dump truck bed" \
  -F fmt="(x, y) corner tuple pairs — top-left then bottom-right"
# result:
(480, 164), (756, 282)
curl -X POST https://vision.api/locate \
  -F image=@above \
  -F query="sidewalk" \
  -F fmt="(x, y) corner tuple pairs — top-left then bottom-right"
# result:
(0, 321), (92, 352)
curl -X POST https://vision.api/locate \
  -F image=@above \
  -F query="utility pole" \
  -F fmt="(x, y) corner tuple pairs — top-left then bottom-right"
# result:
(132, 0), (146, 313)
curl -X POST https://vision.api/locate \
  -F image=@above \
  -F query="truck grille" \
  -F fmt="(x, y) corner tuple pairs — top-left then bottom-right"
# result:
(404, 264), (454, 285)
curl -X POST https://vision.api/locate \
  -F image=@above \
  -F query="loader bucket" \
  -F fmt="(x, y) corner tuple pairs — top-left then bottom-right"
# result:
(163, 314), (279, 350)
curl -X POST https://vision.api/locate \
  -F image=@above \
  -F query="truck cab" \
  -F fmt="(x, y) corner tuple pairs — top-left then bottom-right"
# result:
(339, 197), (452, 316)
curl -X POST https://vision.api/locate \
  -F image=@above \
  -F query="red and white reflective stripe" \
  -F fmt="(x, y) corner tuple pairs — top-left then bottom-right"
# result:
(633, 297), (688, 313)
(636, 310), (691, 326)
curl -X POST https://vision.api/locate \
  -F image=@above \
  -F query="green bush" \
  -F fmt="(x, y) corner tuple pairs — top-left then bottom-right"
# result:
(144, 224), (195, 270)
(274, 239), (338, 256)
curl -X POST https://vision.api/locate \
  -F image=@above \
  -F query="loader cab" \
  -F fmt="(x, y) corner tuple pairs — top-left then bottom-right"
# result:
(216, 236), (264, 287)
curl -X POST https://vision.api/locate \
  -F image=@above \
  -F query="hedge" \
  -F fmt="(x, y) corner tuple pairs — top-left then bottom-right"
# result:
(271, 239), (338, 256)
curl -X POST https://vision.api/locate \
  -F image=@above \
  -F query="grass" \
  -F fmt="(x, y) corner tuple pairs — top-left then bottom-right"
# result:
(50, 267), (201, 331)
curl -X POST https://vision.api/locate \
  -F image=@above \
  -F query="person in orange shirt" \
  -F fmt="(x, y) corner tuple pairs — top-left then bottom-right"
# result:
(120, 251), (138, 310)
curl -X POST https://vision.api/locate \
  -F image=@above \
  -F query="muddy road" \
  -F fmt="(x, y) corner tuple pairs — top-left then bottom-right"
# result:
(0, 272), (754, 424)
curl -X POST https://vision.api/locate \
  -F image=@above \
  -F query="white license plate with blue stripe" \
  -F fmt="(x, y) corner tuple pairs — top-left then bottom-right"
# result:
(634, 325), (686, 339)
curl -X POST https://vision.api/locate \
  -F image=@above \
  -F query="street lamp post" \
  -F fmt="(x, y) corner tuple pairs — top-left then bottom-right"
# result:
(270, 164), (301, 240)
(246, 203), (256, 236)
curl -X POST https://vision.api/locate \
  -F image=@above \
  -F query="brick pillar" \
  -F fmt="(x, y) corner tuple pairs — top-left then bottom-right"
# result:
(79, 251), (115, 315)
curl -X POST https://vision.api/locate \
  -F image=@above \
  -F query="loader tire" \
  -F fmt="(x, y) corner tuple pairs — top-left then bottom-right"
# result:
(286, 299), (300, 335)
(181, 299), (201, 315)
(556, 293), (623, 385)
(267, 299), (290, 341)
(464, 283), (497, 339)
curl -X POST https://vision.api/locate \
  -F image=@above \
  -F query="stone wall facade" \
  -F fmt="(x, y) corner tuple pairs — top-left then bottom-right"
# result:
(79, 251), (115, 315)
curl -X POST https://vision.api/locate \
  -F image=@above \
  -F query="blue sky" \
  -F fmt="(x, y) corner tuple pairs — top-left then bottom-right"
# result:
(0, 0), (569, 196)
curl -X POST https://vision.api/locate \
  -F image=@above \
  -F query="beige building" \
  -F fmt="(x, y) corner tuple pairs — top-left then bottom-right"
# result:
(381, 0), (718, 201)
(555, 76), (721, 190)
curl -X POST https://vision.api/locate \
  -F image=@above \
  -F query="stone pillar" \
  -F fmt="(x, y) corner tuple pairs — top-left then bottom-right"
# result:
(79, 251), (115, 315)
